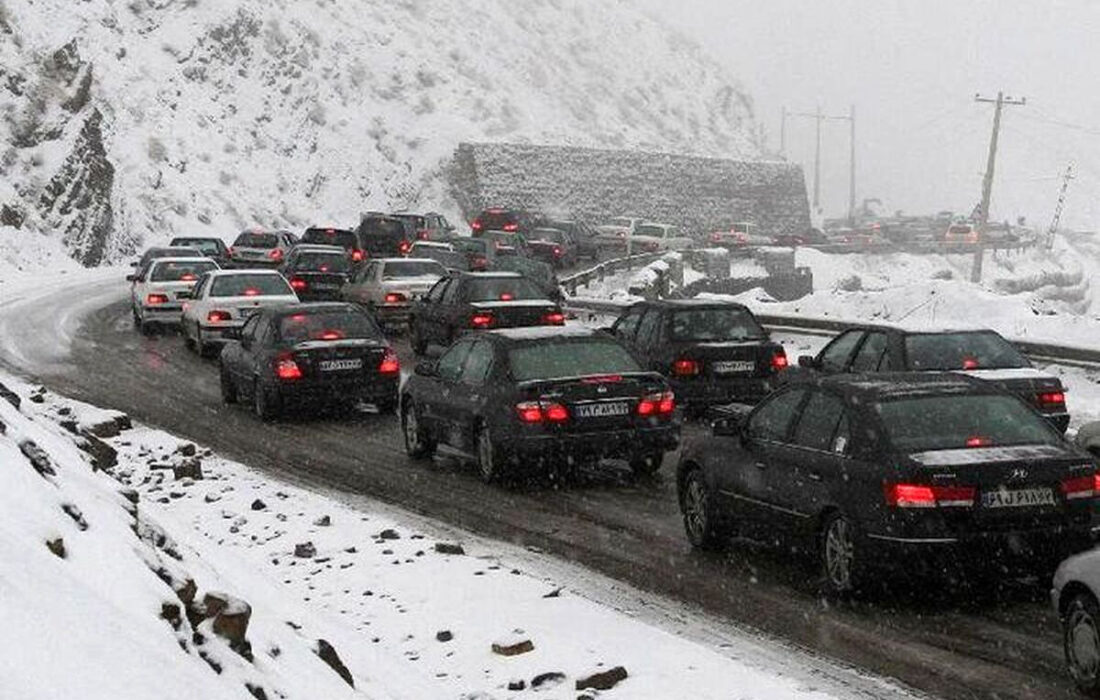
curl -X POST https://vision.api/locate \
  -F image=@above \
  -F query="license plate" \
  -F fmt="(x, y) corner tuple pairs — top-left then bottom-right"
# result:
(981, 487), (1055, 509)
(712, 360), (755, 374)
(575, 402), (630, 419)
(314, 284), (338, 291)
(320, 359), (362, 372)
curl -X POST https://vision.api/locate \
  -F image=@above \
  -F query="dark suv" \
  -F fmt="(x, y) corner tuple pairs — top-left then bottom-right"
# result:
(470, 208), (536, 236)
(301, 227), (364, 263)
(391, 212), (455, 242)
(357, 215), (414, 258)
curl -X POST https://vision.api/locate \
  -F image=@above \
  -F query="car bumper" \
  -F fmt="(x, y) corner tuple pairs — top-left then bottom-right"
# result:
(497, 424), (680, 463)
(273, 376), (399, 404)
(372, 304), (413, 323)
(670, 376), (776, 407)
(141, 306), (185, 324)
(198, 322), (244, 345)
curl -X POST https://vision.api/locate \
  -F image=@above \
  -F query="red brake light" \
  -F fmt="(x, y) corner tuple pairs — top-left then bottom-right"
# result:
(398, 240), (412, 254)
(1038, 391), (1066, 407)
(243, 288), (260, 297)
(384, 292), (407, 304)
(318, 330), (344, 341)
(965, 436), (992, 448)
(544, 403), (569, 423)
(638, 392), (674, 417)
(672, 358), (700, 377)
(378, 349), (400, 375)
(542, 311), (565, 326)
(470, 313), (494, 329)
(471, 220), (483, 232)
(515, 401), (569, 423)
(1062, 474), (1100, 501)
(885, 483), (976, 508)
(146, 293), (169, 306)
(289, 278), (308, 291)
(658, 392), (675, 414)
(499, 292), (514, 301)
(581, 375), (622, 384)
(417, 230), (430, 240)
(771, 349), (789, 371)
(472, 255), (487, 269)
(515, 401), (543, 423)
(351, 249), (365, 262)
(553, 246), (563, 257)
(268, 248), (283, 261)
(502, 222), (519, 232)
(275, 354), (302, 381)
(207, 310), (232, 323)
(229, 247), (236, 256)
(180, 273), (197, 282)
(710, 232), (722, 242)
(962, 357), (979, 370)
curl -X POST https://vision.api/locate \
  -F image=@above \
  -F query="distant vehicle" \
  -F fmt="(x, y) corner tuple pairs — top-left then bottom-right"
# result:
(219, 302), (400, 420)
(630, 222), (694, 252)
(469, 208), (536, 236)
(342, 257), (448, 326)
(357, 214), (414, 258)
(796, 326), (1070, 431)
(943, 223), (979, 244)
(408, 241), (469, 270)
(708, 223), (770, 249)
(609, 300), (788, 411)
(526, 227), (578, 268)
(230, 230), (298, 267)
(400, 327), (680, 482)
(132, 246), (203, 271)
(167, 237), (232, 267)
(539, 219), (600, 260)
(279, 245), (351, 302)
(772, 228), (830, 247)
(127, 257), (220, 335)
(595, 216), (643, 253)
(300, 228), (365, 263)
(450, 237), (496, 271)
(480, 230), (532, 258)
(180, 269), (299, 356)
(391, 212), (456, 242)
(677, 373), (1095, 596)
(1053, 547), (1100, 695)
(408, 271), (564, 355)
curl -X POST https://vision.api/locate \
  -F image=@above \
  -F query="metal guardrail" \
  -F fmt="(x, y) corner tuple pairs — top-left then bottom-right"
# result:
(560, 252), (667, 295)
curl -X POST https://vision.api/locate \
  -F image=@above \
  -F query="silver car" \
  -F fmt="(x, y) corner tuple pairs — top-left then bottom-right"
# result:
(230, 229), (298, 268)
(342, 257), (448, 326)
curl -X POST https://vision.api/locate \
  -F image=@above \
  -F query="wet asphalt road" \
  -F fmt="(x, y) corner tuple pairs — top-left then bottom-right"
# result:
(0, 277), (1083, 700)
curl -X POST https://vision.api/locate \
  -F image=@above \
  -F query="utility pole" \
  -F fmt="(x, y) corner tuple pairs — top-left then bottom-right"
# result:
(971, 91), (1026, 283)
(786, 106), (856, 220)
(1045, 163), (1075, 250)
(848, 104), (856, 226)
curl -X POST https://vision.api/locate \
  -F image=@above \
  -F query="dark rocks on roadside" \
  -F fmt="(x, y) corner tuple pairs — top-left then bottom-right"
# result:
(20, 440), (56, 476)
(0, 381), (20, 409)
(29, 393), (45, 404)
(46, 537), (66, 558)
(245, 683), (268, 700)
(177, 443), (197, 457)
(531, 671), (566, 689)
(60, 419), (79, 434)
(576, 666), (628, 691)
(315, 639), (354, 688)
(61, 503), (88, 530)
(433, 542), (465, 556)
(250, 499), (267, 511)
(435, 630), (453, 643)
(294, 542), (316, 558)
(492, 638), (534, 657)
(0, 418), (6, 435)
(204, 592), (253, 659)
(378, 528), (400, 540)
(313, 515), (331, 527)
(78, 433), (117, 471)
(204, 493), (221, 503)
(507, 679), (526, 691)
(161, 602), (182, 629)
(542, 587), (563, 599)
(173, 459), (203, 481)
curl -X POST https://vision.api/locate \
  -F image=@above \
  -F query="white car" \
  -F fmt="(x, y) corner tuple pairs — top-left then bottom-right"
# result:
(341, 257), (447, 325)
(595, 216), (642, 253)
(128, 257), (220, 335)
(229, 229), (298, 267)
(181, 269), (298, 356)
(1054, 549), (1100, 696)
(629, 222), (695, 252)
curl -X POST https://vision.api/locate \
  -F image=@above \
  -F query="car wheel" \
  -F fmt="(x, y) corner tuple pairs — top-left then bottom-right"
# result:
(402, 400), (436, 459)
(820, 512), (862, 597)
(219, 364), (237, 404)
(476, 424), (503, 484)
(1065, 592), (1100, 696)
(252, 379), (280, 421)
(681, 467), (724, 551)
(629, 452), (663, 477)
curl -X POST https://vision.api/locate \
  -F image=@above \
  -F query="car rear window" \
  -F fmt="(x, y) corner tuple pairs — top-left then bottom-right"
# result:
(878, 394), (1059, 452)
(302, 229), (357, 249)
(277, 309), (382, 342)
(463, 277), (544, 302)
(359, 219), (406, 238)
(150, 260), (218, 282)
(233, 233), (278, 248)
(292, 252), (350, 273)
(393, 215), (427, 229)
(382, 260), (445, 279)
(670, 308), (767, 342)
(635, 225), (665, 237)
(210, 274), (292, 298)
(508, 339), (641, 382)
(478, 211), (516, 229)
(530, 229), (566, 243)
(904, 332), (1028, 370)
(170, 239), (222, 255)
(452, 238), (489, 254)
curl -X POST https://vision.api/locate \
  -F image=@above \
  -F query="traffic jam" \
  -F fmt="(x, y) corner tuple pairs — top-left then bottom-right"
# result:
(126, 209), (1100, 695)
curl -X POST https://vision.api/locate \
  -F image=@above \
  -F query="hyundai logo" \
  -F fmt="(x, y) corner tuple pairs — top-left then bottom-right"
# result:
(1009, 468), (1029, 481)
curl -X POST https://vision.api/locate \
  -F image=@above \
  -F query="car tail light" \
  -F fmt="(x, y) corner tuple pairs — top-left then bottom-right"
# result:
(553, 246), (563, 257)
(965, 435), (992, 448)
(544, 403), (569, 423)
(617, 231), (626, 239)
(514, 401), (569, 424)
(502, 222), (519, 232)
(582, 375), (623, 384)
(542, 311), (565, 326)
(644, 241), (659, 252)
(470, 313), (494, 329)
(384, 292), (407, 304)
(638, 392), (675, 417)
(515, 401), (543, 423)
(471, 255), (487, 269)
(318, 329), (345, 341)
(180, 273), (197, 282)
(1038, 391), (1066, 408)
(289, 277), (308, 291)
(229, 246), (236, 256)
(268, 248), (283, 261)
(672, 358), (700, 377)
(962, 357), (979, 370)
(471, 219), (483, 232)
(398, 240), (412, 255)
(207, 310), (232, 322)
(378, 349), (400, 375)
(771, 349), (789, 371)
(351, 249), (365, 262)
(417, 230), (430, 240)
(710, 232), (722, 243)
(884, 483), (976, 508)
(499, 292), (514, 301)
(146, 293), (169, 305)
(274, 354), (302, 381)
(243, 288), (261, 297)
(1061, 474), (1100, 500)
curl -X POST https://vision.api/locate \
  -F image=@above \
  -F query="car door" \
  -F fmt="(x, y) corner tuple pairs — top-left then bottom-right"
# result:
(228, 314), (263, 386)
(631, 307), (664, 369)
(436, 278), (464, 343)
(422, 339), (474, 447)
(848, 331), (888, 373)
(446, 340), (495, 453)
(611, 304), (645, 352)
(414, 277), (449, 341)
(815, 330), (866, 373)
(785, 389), (848, 528)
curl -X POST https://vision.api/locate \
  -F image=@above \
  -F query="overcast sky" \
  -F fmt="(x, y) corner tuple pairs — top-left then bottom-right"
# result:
(640, 0), (1100, 230)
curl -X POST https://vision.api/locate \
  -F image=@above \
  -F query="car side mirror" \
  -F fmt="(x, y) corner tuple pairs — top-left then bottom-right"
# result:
(798, 355), (819, 369)
(125, 274), (137, 282)
(415, 360), (438, 377)
(707, 404), (751, 437)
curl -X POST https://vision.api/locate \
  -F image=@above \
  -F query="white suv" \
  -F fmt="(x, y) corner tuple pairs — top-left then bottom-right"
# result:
(181, 269), (298, 356)
(128, 257), (220, 335)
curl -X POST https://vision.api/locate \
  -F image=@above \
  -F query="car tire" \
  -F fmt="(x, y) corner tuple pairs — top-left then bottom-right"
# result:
(402, 400), (436, 459)
(219, 364), (237, 405)
(681, 467), (725, 551)
(476, 424), (503, 484)
(252, 379), (280, 422)
(629, 452), (663, 477)
(819, 511), (863, 597)
(1065, 592), (1100, 697)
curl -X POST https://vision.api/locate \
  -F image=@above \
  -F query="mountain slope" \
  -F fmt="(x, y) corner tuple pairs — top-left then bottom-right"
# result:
(0, 0), (762, 266)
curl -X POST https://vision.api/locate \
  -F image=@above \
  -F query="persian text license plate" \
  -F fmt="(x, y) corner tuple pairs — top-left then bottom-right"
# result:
(575, 402), (630, 419)
(981, 487), (1055, 509)
(712, 360), (755, 374)
(320, 359), (363, 372)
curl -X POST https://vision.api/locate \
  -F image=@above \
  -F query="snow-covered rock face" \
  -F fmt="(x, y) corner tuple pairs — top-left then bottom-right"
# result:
(0, 0), (761, 267)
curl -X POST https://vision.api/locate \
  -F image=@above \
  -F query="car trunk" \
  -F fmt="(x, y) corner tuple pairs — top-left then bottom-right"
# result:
(216, 294), (298, 321)
(519, 373), (668, 433)
(468, 300), (560, 329)
(668, 340), (784, 379)
(961, 368), (1065, 417)
(384, 277), (439, 301)
(290, 272), (348, 297)
(528, 241), (563, 264)
(288, 339), (390, 383)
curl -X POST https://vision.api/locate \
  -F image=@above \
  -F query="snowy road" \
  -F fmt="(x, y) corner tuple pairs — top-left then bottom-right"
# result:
(0, 272), (1085, 700)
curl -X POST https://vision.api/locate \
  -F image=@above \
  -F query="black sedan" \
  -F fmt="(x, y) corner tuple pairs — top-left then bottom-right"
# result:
(609, 300), (789, 411)
(408, 272), (564, 355)
(401, 327), (680, 482)
(677, 373), (1097, 595)
(797, 325), (1070, 431)
(219, 303), (400, 420)
(279, 245), (351, 301)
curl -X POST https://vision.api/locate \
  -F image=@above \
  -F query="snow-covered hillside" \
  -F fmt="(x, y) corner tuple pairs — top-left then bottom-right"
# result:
(0, 0), (762, 267)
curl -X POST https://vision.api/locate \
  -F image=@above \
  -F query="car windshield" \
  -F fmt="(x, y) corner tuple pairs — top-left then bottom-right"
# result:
(382, 260), (445, 279)
(635, 225), (665, 237)
(530, 229), (566, 243)
(170, 239), (222, 255)
(670, 307), (767, 341)
(210, 274), (292, 297)
(393, 215), (427, 229)
(277, 309), (381, 342)
(463, 277), (545, 302)
(359, 219), (406, 238)
(149, 260), (218, 282)
(905, 331), (1028, 370)
(292, 253), (350, 273)
(234, 233), (278, 248)
(451, 238), (489, 254)
(879, 394), (1060, 452)
(508, 339), (642, 382)
(302, 229), (357, 249)
(609, 218), (633, 228)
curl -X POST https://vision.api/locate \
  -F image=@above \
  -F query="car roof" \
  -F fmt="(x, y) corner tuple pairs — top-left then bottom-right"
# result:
(304, 227), (354, 233)
(170, 237), (221, 242)
(839, 323), (1001, 336)
(412, 241), (451, 248)
(206, 268), (284, 277)
(148, 246), (199, 254)
(488, 326), (600, 343)
(269, 302), (360, 317)
(291, 244), (346, 254)
(376, 257), (443, 264)
(631, 298), (751, 311)
(458, 271), (523, 279)
(149, 256), (217, 265)
(789, 372), (992, 402)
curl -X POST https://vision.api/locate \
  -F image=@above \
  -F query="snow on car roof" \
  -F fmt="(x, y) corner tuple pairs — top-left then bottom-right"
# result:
(149, 256), (217, 265)
(489, 326), (599, 341)
(206, 268), (284, 277)
(462, 271), (522, 278)
(292, 244), (346, 253)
